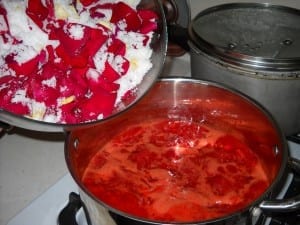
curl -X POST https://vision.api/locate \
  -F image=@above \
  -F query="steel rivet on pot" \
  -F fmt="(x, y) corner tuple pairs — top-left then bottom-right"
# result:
(273, 145), (280, 155)
(73, 138), (79, 150)
(228, 42), (237, 50)
(282, 39), (293, 46)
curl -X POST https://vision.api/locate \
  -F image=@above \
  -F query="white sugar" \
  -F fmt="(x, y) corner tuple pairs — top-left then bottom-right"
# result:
(93, 45), (108, 74)
(107, 54), (126, 75)
(44, 113), (61, 123)
(10, 44), (38, 66)
(1, 1), (58, 64)
(65, 24), (85, 40)
(42, 76), (57, 88)
(0, 15), (8, 31)
(86, 68), (100, 81)
(11, 89), (29, 104)
(115, 48), (152, 104)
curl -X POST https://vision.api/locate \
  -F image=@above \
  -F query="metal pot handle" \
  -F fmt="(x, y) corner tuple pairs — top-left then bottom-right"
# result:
(58, 192), (92, 225)
(259, 157), (300, 212)
(0, 121), (14, 133)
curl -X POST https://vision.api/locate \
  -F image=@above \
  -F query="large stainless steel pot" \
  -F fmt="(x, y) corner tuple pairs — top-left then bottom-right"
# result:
(188, 3), (300, 136)
(64, 78), (300, 225)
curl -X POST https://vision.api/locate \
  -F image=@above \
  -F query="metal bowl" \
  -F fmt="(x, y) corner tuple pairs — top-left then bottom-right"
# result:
(0, 0), (167, 132)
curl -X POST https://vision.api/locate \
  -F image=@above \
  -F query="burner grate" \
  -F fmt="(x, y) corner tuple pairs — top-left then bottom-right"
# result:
(255, 172), (300, 225)
(268, 172), (300, 225)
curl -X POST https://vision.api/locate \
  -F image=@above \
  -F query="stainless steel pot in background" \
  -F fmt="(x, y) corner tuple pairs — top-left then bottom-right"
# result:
(187, 3), (300, 136)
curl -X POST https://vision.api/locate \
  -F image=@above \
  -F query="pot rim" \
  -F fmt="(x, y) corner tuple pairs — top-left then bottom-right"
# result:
(188, 3), (300, 71)
(65, 77), (289, 224)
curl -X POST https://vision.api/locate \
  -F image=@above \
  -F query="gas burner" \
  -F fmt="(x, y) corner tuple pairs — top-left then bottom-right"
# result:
(56, 172), (300, 225)
(258, 172), (300, 225)
(287, 133), (300, 144)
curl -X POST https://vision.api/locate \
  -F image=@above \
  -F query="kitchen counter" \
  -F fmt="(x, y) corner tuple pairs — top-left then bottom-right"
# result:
(1, 0), (300, 224)
(0, 129), (66, 225)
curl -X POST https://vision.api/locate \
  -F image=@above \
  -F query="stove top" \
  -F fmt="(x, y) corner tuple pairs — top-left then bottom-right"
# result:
(6, 141), (300, 225)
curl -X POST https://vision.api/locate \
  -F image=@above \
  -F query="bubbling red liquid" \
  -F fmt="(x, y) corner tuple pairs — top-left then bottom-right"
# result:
(82, 118), (270, 222)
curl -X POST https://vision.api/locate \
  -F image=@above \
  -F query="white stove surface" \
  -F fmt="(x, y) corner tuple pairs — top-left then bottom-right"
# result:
(7, 173), (78, 225)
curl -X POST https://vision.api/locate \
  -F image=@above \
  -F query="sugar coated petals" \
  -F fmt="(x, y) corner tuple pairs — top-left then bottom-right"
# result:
(0, 0), (156, 124)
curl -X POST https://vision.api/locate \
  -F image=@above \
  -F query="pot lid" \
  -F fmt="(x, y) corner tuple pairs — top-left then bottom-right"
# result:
(189, 3), (300, 71)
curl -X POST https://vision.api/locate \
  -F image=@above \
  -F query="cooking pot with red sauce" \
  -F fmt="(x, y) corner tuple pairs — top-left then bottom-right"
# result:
(64, 78), (300, 225)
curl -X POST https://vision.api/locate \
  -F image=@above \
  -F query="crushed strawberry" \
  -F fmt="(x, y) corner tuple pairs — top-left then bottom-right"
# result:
(82, 118), (271, 222)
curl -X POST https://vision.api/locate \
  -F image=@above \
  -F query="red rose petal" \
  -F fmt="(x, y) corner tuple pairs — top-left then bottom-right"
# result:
(55, 23), (89, 56)
(29, 77), (59, 106)
(111, 2), (141, 31)
(0, 5), (9, 34)
(89, 3), (113, 18)
(64, 68), (89, 97)
(0, 75), (30, 115)
(5, 102), (30, 115)
(107, 38), (126, 56)
(5, 50), (46, 76)
(138, 9), (158, 20)
(60, 100), (80, 124)
(86, 27), (108, 56)
(120, 89), (137, 106)
(97, 77), (120, 93)
(79, 88), (117, 120)
(54, 24), (107, 67)
(79, 0), (98, 7)
(101, 61), (121, 82)
(0, 76), (16, 105)
(120, 57), (129, 76)
(56, 44), (88, 68)
(86, 64), (120, 92)
(26, 0), (53, 30)
(139, 20), (157, 34)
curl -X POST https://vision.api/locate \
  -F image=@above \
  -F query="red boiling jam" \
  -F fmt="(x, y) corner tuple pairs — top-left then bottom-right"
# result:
(82, 118), (270, 222)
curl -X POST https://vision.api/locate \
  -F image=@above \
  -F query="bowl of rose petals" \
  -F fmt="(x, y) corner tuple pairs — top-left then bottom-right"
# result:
(0, 0), (167, 132)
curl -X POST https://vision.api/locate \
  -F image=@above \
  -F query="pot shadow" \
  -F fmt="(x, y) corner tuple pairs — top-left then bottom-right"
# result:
(5, 126), (65, 142)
